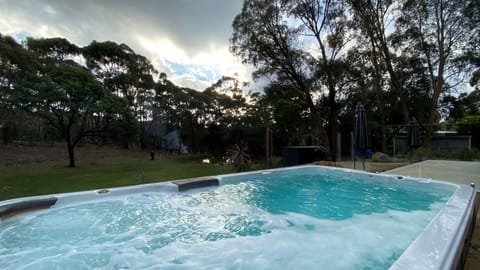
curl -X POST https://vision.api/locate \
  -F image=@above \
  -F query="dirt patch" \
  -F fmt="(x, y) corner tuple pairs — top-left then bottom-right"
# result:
(0, 145), (139, 167)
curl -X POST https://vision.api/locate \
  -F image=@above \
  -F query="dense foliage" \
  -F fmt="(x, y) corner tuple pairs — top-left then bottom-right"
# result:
(230, 0), (479, 156)
(0, 35), (264, 167)
(0, 0), (479, 166)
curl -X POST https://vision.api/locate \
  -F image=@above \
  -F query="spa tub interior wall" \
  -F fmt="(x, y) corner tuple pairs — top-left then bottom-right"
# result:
(0, 165), (476, 270)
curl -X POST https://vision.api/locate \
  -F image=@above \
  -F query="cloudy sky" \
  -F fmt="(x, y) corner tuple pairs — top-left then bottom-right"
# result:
(0, 0), (250, 90)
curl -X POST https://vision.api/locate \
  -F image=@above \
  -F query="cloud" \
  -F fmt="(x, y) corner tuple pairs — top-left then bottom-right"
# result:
(137, 36), (189, 64)
(174, 75), (211, 91)
(0, 0), (251, 90)
(137, 35), (252, 90)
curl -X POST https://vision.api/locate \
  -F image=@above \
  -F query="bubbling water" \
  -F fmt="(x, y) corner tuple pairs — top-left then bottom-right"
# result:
(0, 168), (452, 270)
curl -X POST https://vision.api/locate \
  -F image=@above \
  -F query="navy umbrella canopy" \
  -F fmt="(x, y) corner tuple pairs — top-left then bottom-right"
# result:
(408, 117), (421, 149)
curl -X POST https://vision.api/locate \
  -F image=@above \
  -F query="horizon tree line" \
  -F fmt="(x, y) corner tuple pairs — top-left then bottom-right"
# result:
(1, 0), (479, 166)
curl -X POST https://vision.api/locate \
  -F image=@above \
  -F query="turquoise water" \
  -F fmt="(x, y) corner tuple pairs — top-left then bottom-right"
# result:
(224, 167), (451, 220)
(0, 167), (453, 269)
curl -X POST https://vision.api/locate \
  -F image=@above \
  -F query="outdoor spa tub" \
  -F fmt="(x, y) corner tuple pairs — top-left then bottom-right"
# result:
(0, 165), (476, 269)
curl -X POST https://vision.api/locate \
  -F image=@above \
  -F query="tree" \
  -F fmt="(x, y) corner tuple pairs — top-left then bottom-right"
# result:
(153, 71), (262, 155)
(0, 35), (39, 122)
(348, 0), (411, 124)
(26, 37), (80, 61)
(231, 0), (351, 159)
(231, 0), (326, 147)
(154, 75), (197, 129)
(203, 75), (249, 124)
(83, 41), (156, 111)
(0, 36), (135, 166)
(293, 0), (352, 161)
(11, 62), (133, 167)
(344, 46), (390, 152)
(443, 90), (480, 120)
(397, 0), (472, 148)
(457, 115), (480, 148)
(83, 40), (157, 147)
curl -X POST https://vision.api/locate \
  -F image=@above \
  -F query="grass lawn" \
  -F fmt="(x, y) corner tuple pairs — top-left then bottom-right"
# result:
(0, 155), (234, 201)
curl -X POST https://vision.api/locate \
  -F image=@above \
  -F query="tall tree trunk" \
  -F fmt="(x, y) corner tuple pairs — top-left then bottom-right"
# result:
(64, 125), (76, 168)
(422, 13), (447, 150)
(423, 80), (443, 149)
(306, 93), (330, 149)
(373, 78), (388, 153)
(317, 116), (330, 150)
(380, 114), (387, 153)
(328, 87), (337, 161)
(67, 140), (75, 168)
(381, 43), (410, 124)
(353, 0), (411, 124)
(191, 120), (195, 153)
(371, 42), (388, 153)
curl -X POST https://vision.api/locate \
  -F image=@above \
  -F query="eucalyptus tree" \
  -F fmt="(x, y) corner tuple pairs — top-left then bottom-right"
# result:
(292, 0), (352, 159)
(443, 90), (480, 121)
(82, 41), (156, 118)
(1, 36), (135, 167)
(153, 73), (259, 154)
(153, 74), (207, 151)
(83, 41), (156, 147)
(83, 41), (131, 95)
(397, 0), (473, 148)
(202, 76), (250, 127)
(26, 37), (80, 61)
(348, 0), (412, 124)
(0, 36), (44, 144)
(346, 0), (419, 152)
(344, 45), (390, 152)
(464, 0), (480, 89)
(0, 35), (36, 122)
(154, 74), (195, 130)
(231, 0), (351, 157)
(14, 63), (133, 167)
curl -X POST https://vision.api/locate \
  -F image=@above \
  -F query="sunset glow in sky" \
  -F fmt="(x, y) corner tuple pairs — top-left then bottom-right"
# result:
(0, 0), (251, 90)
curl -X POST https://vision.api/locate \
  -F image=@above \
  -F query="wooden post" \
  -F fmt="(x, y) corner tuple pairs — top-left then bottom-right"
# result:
(336, 132), (341, 162)
(266, 126), (273, 167)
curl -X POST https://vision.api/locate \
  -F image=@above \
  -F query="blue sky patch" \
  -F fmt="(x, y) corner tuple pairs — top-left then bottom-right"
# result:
(166, 60), (219, 83)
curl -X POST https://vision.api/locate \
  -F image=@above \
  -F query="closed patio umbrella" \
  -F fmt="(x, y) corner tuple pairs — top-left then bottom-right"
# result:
(407, 117), (421, 159)
(354, 102), (369, 170)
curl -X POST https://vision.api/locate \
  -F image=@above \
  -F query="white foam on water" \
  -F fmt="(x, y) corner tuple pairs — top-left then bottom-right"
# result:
(0, 186), (445, 270)
(150, 207), (439, 270)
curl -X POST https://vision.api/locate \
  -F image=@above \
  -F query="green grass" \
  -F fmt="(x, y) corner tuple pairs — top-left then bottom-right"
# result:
(0, 155), (233, 201)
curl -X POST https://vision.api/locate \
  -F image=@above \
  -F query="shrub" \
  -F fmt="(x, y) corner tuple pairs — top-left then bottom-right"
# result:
(227, 142), (250, 172)
(413, 147), (479, 161)
(456, 148), (478, 161)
